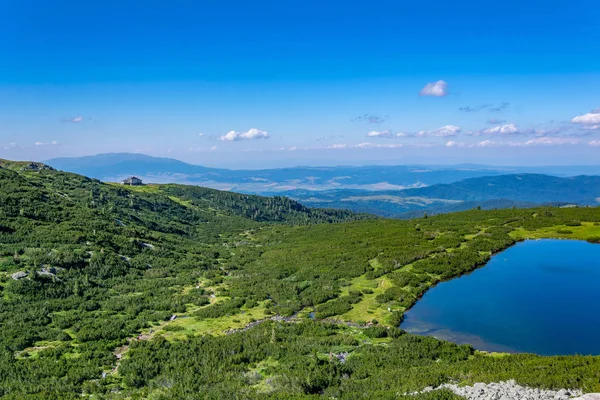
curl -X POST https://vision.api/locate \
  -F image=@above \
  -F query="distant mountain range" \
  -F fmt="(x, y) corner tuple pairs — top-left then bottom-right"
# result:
(270, 174), (600, 218)
(43, 153), (600, 218)
(45, 153), (600, 194)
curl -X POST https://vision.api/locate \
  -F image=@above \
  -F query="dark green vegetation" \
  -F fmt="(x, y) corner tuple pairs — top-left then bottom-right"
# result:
(1, 159), (600, 399)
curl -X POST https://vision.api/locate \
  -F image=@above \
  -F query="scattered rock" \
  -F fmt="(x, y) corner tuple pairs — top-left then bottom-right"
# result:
(38, 267), (57, 277)
(417, 380), (586, 400)
(11, 271), (28, 280)
(330, 352), (349, 363)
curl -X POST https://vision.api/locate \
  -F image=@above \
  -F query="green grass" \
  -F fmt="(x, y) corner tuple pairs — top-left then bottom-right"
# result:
(510, 222), (600, 241)
(339, 273), (395, 324)
(160, 302), (271, 340)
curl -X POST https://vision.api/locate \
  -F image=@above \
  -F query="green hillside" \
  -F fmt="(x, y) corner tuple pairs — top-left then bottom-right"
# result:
(1, 164), (600, 399)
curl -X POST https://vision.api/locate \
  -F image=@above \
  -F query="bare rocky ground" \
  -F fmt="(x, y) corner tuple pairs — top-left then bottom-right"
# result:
(416, 380), (600, 400)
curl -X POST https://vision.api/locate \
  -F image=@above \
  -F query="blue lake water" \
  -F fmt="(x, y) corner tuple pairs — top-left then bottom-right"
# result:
(402, 239), (600, 355)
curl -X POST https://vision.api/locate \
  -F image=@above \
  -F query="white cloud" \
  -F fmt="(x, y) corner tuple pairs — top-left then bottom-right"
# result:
(419, 80), (448, 97)
(571, 112), (600, 127)
(589, 140), (600, 147)
(418, 125), (461, 137)
(479, 123), (519, 135)
(219, 128), (270, 141)
(396, 132), (411, 138)
(198, 133), (205, 137)
(366, 130), (393, 138)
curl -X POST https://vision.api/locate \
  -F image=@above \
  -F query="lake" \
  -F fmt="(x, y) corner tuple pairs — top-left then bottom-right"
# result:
(401, 239), (600, 355)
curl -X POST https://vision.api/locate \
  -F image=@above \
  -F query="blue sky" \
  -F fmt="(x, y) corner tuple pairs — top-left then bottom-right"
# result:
(1, 0), (599, 168)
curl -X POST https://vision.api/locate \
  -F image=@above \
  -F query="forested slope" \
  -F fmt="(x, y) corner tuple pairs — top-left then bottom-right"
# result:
(1, 162), (600, 399)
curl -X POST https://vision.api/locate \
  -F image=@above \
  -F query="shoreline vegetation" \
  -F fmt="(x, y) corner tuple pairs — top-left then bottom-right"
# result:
(1, 161), (600, 398)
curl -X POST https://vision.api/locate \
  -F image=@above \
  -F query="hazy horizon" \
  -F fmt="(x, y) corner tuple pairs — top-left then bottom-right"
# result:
(35, 151), (600, 171)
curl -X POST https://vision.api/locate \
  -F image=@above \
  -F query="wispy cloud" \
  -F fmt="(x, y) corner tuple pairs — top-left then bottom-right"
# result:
(354, 142), (403, 149)
(589, 140), (600, 147)
(34, 140), (59, 146)
(521, 137), (580, 146)
(62, 116), (84, 123)
(219, 128), (270, 141)
(366, 130), (393, 138)
(446, 141), (470, 148)
(352, 114), (389, 124)
(446, 137), (581, 148)
(324, 142), (403, 149)
(458, 104), (492, 112)
(189, 146), (218, 152)
(198, 133), (205, 137)
(2, 142), (18, 150)
(580, 124), (600, 130)
(526, 126), (575, 137)
(419, 80), (448, 97)
(316, 134), (344, 142)
(458, 103), (509, 113)
(486, 118), (506, 124)
(489, 102), (510, 112)
(275, 142), (444, 151)
(446, 140), (501, 149)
